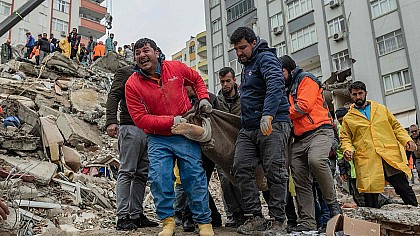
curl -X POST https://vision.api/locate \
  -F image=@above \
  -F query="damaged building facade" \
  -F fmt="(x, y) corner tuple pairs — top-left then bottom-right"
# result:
(204, 0), (420, 127)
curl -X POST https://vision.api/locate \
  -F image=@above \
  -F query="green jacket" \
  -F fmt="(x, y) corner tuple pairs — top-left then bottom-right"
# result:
(1, 43), (13, 64)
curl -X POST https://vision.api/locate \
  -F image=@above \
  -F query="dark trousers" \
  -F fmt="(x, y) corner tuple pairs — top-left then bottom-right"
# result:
(285, 191), (297, 226)
(233, 122), (291, 222)
(25, 46), (33, 58)
(364, 172), (418, 208)
(70, 47), (77, 59)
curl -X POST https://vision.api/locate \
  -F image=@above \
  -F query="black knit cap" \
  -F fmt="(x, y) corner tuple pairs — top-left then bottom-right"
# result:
(335, 107), (348, 119)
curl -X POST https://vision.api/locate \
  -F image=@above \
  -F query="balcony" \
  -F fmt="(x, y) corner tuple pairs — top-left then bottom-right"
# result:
(79, 17), (106, 39)
(80, 0), (107, 22)
(201, 75), (208, 82)
(197, 45), (207, 57)
(198, 60), (208, 71)
(197, 31), (206, 43)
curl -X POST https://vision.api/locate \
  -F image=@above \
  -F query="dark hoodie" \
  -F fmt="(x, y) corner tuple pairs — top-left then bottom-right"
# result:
(238, 37), (290, 130)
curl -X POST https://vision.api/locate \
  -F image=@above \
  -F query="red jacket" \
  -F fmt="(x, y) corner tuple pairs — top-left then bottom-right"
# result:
(125, 60), (209, 136)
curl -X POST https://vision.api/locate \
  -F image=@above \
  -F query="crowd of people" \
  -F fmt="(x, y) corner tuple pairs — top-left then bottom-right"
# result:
(104, 26), (419, 236)
(0, 28), (136, 66)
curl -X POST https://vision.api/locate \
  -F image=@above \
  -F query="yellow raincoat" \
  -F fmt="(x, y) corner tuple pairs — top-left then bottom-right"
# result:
(340, 101), (411, 193)
(59, 38), (71, 58)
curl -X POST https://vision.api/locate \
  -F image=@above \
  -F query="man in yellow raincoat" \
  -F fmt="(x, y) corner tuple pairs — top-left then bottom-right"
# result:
(340, 81), (418, 208)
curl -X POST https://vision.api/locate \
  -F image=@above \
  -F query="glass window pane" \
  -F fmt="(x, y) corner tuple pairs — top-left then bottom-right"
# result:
(403, 70), (410, 85)
(380, 0), (390, 14)
(396, 34), (404, 48)
(389, 0), (397, 10)
(392, 73), (402, 88)
(372, 4), (380, 18)
(384, 76), (392, 91)
(378, 41), (385, 55)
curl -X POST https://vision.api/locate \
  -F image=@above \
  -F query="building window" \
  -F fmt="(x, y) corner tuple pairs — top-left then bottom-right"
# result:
(332, 50), (351, 72)
(270, 12), (283, 30)
(274, 42), (287, 57)
(308, 66), (322, 78)
(327, 16), (345, 36)
(53, 0), (70, 13)
(210, 0), (220, 8)
(213, 44), (223, 58)
(52, 18), (69, 32)
(376, 29), (404, 56)
(189, 44), (195, 54)
(371, 0), (397, 18)
(229, 59), (242, 77)
(287, 0), (313, 20)
(212, 19), (221, 33)
(0, 1), (11, 15)
(227, 0), (255, 23)
(39, 13), (48, 33)
(18, 28), (29, 43)
(190, 59), (196, 66)
(290, 25), (317, 52)
(383, 69), (411, 94)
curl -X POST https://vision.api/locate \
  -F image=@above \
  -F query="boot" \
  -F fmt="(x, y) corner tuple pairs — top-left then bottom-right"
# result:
(158, 217), (175, 236)
(328, 200), (342, 217)
(198, 223), (214, 236)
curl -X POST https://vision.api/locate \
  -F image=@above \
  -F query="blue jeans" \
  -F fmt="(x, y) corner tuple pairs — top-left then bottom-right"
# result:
(147, 135), (211, 224)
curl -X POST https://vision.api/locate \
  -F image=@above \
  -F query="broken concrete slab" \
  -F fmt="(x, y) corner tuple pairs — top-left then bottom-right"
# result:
(0, 93), (36, 108)
(56, 113), (102, 147)
(17, 102), (39, 127)
(39, 116), (64, 147)
(90, 51), (129, 73)
(70, 88), (100, 113)
(39, 105), (61, 118)
(62, 146), (82, 172)
(0, 135), (40, 151)
(0, 155), (58, 185)
(12, 183), (38, 199)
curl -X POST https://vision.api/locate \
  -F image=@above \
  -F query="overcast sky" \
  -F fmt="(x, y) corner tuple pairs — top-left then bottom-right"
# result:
(99, 0), (206, 58)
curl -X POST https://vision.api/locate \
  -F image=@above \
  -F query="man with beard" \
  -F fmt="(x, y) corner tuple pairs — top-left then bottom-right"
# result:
(214, 67), (245, 227)
(340, 81), (418, 208)
(125, 38), (214, 236)
(230, 27), (291, 236)
(280, 55), (341, 233)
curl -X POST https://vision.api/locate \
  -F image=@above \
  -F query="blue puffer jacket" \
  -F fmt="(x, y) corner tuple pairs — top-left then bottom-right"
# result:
(239, 37), (290, 130)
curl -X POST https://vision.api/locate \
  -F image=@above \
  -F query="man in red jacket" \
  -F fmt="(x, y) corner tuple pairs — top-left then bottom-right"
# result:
(125, 38), (214, 236)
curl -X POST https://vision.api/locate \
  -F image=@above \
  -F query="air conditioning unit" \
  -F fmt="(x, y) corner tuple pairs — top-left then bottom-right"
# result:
(60, 31), (67, 37)
(273, 26), (284, 35)
(329, 0), (339, 8)
(333, 31), (345, 41)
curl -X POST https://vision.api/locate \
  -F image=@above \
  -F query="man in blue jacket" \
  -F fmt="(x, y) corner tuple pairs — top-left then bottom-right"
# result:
(230, 27), (291, 236)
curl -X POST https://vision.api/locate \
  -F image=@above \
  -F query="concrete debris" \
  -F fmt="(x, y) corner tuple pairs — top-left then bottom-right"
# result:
(62, 146), (82, 172)
(56, 113), (102, 147)
(69, 88), (102, 113)
(90, 51), (129, 73)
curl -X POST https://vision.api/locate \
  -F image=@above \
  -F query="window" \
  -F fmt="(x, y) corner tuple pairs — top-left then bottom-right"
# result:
(270, 12), (283, 30)
(213, 44), (223, 58)
(376, 29), (404, 56)
(212, 19), (221, 33)
(210, 0), (220, 8)
(290, 25), (317, 52)
(371, 0), (397, 18)
(0, 1), (11, 15)
(18, 28), (28, 43)
(52, 18), (69, 32)
(190, 59), (196, 66)
(53, 0), (70, 13)
(227, 0), (255, 23)
(287, 0), (313, 20)
(327, 16), (345, 36)
(274, 42), (287, 57)
(308, 66), (322, 78)
(332, 50), (351, 72)
(189, 44), (195, 54)
(229, 59), (242, 77)
(383, 69), (411, 94)
(39, 13), (48, 33)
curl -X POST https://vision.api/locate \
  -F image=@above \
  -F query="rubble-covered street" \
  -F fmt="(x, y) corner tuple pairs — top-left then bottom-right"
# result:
(0, 50), (420, 236)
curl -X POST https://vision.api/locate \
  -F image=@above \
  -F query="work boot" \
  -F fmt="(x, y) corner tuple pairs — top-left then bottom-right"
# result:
(198, 223), (214, 236)
(328, 200), (342, 217)
(237, 215), (267, 235)
(263, 220), (287, 236)
(174, 211), (183, 226)
(132, 213), (159, 228)
(183, 218), (195, 232)
(225, 212), (246, 228)
(158, 217), (175, 236)
(291, 224), (316, 232)
(116, 216), (137, 231)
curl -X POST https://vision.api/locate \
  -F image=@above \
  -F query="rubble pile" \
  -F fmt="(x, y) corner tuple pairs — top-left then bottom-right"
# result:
(0, 53), (157, 235)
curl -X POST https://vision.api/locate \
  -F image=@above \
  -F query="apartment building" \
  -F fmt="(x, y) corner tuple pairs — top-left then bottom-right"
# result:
(172, 31), (209, 88)
(204, 0), (420, 127)
(0, 0), (107, 46)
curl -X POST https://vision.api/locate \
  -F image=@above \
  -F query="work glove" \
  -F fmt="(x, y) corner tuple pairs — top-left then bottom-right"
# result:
(173, 116), (187, 126)
(199, 99), (213, 113)
(260, 115), (273, 136)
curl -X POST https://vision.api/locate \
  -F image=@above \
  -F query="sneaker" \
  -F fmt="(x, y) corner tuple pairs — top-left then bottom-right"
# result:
(263, 220), (287, 236)
(116, 216), (137, 231)
(237, 215), (267, 235)
(132, 214), (159, 228)
(225, 212), (245, 228)
(291, 224), (316, 232)
(183, 218), (195, 232)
